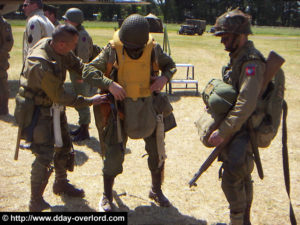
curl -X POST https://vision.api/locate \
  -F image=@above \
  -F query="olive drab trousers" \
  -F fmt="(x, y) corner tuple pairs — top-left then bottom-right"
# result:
(31, 107), (72, 187)
(220, 131), (254, 218)
(95, 113), (161, 177)
(0, 69), (9, 114)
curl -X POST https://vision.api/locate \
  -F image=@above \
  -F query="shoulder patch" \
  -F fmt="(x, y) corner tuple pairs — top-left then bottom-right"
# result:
(82, 36), (86, 42)
(245, 65), (256, 76)
(6, 26), (11, 33)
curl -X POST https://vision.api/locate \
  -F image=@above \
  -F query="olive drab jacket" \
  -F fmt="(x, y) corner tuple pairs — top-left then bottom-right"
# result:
(0, 16), (13, 73)
(218, 41), (266, 140)
(23, 9), (54, 63)
(75, 25), (93, 63)
(20, 38), (93, 108)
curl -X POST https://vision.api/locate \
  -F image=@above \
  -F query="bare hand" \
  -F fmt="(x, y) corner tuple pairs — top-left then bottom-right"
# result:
(150, 76), (168, 93)
(208, 130), (224, 147)
(108, 82), (126, 101)
(90, 94), (110, 105)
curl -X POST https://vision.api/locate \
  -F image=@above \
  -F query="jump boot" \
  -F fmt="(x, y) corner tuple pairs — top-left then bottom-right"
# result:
(230, 211), (244, 225)
(72, 124), (90, 142)
(99, 175), (115, 212)
(149, 168), (171, 207)
(0, 95), (8, 115)
(29, 182), (51, 212)
(70, 126), (81, 136)
(244, 179), (253, 225)
(53, 179), (85, 198)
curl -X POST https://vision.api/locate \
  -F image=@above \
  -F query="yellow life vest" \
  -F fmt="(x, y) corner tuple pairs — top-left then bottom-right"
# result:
(110, 30), (154, 100)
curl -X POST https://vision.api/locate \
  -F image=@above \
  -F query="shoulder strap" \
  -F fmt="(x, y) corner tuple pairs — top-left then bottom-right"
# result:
(152, 43), (159, 76)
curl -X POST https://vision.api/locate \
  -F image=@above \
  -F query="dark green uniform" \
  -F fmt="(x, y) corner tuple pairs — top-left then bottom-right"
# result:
(83, 42), (176, 176)
(218, 40), (265, 223)
(0, 16), (13, 115)
(18, 37), (94, 207)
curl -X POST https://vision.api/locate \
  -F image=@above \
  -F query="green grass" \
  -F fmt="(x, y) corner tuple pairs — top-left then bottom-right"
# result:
(8, 19), (300, 36)
(7, 22), (300, 82)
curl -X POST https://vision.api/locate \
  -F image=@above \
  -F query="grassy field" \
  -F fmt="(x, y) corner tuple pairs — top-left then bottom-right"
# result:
(8, 19), (300, 36)
(1, 23), (299, 225)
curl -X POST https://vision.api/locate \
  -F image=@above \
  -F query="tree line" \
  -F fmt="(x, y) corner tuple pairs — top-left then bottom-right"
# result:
(7, 0), (300, 27)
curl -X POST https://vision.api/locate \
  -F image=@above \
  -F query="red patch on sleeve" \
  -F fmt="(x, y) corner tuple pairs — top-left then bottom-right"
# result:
(245, 66), (256, 76)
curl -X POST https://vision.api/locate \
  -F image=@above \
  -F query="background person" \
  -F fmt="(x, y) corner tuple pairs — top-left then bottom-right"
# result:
(63, 8), (94, 142)
(22, 0), (54, 63)
(43, 4), (60, 27)
(0, 12), (13, 115)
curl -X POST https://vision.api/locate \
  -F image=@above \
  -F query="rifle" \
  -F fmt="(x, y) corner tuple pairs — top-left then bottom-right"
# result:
(189, 51), (285, 187)
(14, 106), (40, 161)
(109, 96), (124, 152)
(189, 137), (232, 187)
(14, 127), (22, 161)
(248, 118), (264, 179)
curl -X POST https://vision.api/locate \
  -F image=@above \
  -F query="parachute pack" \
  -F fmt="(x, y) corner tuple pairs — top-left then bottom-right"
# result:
(196, 52), (286, 149)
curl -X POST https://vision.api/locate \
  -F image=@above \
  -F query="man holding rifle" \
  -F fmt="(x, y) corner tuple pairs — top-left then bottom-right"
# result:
(207, 9), (270, 225)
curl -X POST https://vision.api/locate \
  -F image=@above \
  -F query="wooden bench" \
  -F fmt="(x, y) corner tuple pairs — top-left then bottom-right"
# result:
(166, 63), (199, 95)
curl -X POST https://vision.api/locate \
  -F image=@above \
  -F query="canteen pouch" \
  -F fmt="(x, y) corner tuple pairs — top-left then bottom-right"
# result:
(14, 93), (35, 128)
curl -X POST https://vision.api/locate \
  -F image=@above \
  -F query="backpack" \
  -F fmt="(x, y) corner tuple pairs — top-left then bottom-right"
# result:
(253, 68), (285, 148)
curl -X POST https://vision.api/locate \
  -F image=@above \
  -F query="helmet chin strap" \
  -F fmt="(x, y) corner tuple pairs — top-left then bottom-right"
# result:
(225, 34), (241, 53)
(124, 46), (144, 59)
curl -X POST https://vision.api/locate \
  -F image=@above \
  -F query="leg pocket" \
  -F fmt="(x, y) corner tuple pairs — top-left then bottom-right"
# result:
(33, 116), (53, 145)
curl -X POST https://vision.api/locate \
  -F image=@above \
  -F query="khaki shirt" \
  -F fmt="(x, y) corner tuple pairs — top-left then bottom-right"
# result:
(21, 38), (92, 108)
(75, 25), (93, 63)
(82, 42), (176, 91)
(23, 9), (54, 63)
(218, 41), (266, 139)
(0, 16), (13, 71)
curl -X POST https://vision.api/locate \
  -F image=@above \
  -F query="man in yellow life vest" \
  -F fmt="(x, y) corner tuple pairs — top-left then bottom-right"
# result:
(83, 14), (177, 212)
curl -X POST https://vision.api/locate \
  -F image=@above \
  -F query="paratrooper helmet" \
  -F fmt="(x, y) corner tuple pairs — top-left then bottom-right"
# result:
(212, 8), (252, 36)
(119, 14), (149, 49)
(62, 8), (84, 25)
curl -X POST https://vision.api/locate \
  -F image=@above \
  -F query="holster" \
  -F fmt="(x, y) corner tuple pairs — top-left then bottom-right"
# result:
(22, 106), (40, 142)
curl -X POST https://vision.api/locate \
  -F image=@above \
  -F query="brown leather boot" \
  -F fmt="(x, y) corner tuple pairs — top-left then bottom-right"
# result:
(72, 124), (90, 142)
(149, 168), (171, 207)
(29, 183), (51, 212)
(53, 179), (85, 198)
(99, 175), (115, 212)
(70, 126), (81, 136)
(0, 86), (9, 115)
(230, 211), (244, 225)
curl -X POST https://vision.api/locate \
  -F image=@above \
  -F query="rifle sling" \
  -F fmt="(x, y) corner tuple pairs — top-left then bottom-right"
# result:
(281, 100), (297, 225)
(247, 119), (264, 180)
